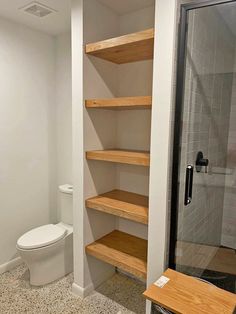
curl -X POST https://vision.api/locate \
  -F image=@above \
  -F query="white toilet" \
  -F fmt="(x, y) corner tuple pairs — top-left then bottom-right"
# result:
(16, 184), (73, 286)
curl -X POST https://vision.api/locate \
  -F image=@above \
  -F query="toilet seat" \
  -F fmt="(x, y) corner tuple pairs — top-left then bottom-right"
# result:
(17, 224), (67, 250)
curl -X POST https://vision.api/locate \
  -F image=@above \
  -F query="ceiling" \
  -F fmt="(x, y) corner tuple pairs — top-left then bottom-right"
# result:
(97, 0), (155, 15)
(0, 0), (71, 35)
(0, 0), (155, 36)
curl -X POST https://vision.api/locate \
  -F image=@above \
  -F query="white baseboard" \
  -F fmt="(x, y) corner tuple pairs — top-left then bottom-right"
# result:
(72, 282), (93, 298)
(72, 268), (115, 298)
(0, 257), (22, 274)
(146, 300), (152, 314)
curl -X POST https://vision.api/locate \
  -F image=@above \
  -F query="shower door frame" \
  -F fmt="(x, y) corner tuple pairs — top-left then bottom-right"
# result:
(169, 0), (236, 269)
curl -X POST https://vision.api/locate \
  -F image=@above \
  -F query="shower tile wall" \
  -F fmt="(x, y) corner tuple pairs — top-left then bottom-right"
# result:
(176, 6), (235, 270)
(222, 71), (236, 249)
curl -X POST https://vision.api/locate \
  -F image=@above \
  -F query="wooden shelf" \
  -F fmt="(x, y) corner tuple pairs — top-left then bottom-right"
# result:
(86, 230), (147, 279)
(85, 96), (152, 110)
(143, 268), (236, 314)
(86, 189), (148, 224)
(85, 28), (154, 64)
(86, 149), (150, 166)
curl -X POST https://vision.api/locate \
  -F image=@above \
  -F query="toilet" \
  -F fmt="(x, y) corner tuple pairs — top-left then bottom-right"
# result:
(16, 184), (73, 286)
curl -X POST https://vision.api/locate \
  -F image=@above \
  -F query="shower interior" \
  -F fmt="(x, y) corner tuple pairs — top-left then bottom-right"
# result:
(173, 1), (236, 294)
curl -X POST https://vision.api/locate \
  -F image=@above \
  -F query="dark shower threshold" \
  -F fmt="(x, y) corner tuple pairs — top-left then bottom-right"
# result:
(177, 264), (236, 294)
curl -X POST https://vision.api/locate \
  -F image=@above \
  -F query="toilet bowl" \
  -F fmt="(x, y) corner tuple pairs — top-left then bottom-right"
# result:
(17, 222), (73, 286)
(16, 184), (73, 286)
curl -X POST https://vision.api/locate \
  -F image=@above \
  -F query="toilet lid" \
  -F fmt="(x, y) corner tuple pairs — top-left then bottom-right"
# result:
(17, 224), (67, 249)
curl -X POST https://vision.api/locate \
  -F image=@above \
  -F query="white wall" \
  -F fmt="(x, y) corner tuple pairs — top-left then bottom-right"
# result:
(147, 0), (177, 284)
(55, 33), (72, 218)
(72, 0), (120, 296)
(0, 17), (57, 267)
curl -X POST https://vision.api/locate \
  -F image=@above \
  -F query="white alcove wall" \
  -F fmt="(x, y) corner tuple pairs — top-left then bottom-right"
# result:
(72, 1), (175, 308)
(72, 0), (119, 297)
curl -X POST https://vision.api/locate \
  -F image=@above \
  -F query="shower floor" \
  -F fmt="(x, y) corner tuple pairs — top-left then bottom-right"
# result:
(177, 241), (236, 275)
(176, 241), (236, 293)
(0, 264), (146, 314)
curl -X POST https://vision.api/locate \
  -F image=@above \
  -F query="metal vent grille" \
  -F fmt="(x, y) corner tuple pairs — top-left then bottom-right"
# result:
(20, 2), (56, 18)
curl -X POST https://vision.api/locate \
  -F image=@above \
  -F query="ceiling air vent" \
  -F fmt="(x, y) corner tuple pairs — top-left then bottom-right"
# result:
(20, 2), (56, 18)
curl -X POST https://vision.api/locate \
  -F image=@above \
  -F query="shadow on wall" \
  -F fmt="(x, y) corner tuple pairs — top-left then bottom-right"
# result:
(85, 57), (118, 97)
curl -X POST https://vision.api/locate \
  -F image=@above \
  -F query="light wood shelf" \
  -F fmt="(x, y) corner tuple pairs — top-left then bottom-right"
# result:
(86, 149), (150, 166)
(86, 230), (147, 280)
(86, 189), (148, 224)
(143, 268), (236, 314)
(85, 96), (152, 110)
(85, 28), (154, 64)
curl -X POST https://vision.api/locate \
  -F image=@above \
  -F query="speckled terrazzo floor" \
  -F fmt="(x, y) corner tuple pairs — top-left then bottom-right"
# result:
(0, 264), (146, 314)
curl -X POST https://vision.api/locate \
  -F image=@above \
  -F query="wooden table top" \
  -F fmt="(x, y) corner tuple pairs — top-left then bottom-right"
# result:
(143, 268), (236, 314)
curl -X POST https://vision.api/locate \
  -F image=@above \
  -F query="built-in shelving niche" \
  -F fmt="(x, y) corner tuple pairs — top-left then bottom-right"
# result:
(83, 0), (155, 288)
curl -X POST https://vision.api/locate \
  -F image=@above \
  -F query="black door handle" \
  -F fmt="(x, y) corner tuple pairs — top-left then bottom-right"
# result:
(184, 165), (193, 206)
(196, 151), (209, 173)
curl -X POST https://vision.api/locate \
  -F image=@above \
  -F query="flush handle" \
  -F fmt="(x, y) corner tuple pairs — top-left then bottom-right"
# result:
(184, 165), (194, 206)
(196, 151), (209, 173)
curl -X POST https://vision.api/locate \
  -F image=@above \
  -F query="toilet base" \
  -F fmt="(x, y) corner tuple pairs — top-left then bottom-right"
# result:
(17, 224), (73, 286)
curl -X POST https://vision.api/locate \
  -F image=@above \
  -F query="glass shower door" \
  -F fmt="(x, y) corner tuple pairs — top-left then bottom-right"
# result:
(171, 1), (236, 293)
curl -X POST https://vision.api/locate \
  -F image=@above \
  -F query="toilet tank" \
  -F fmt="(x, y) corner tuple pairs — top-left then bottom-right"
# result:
(58, 184), (73, 225)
